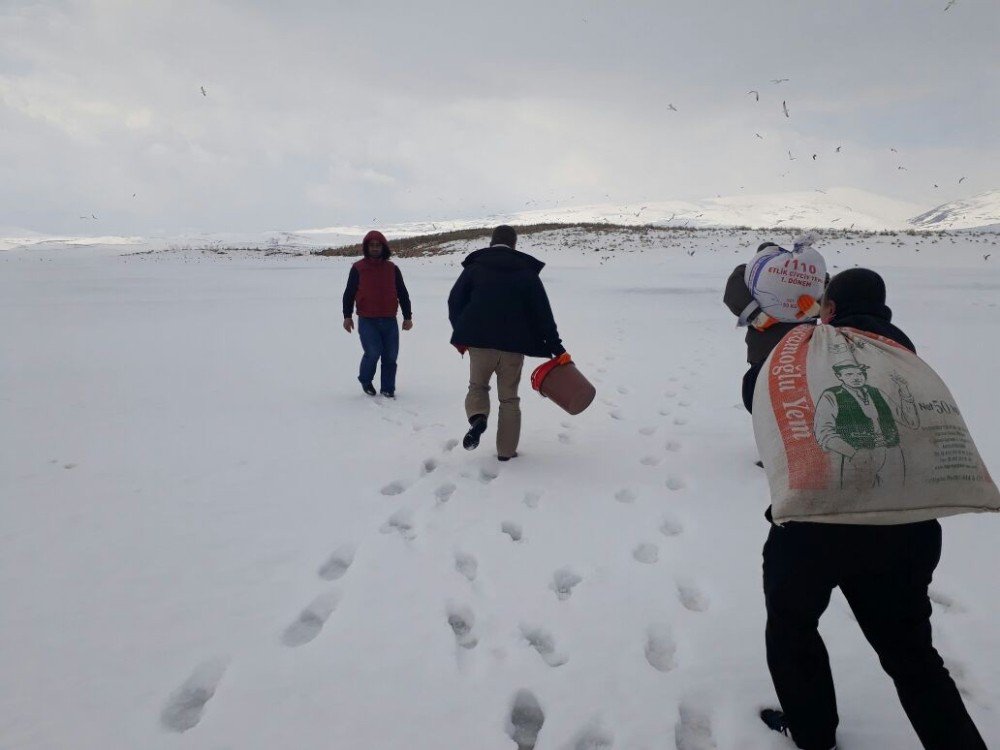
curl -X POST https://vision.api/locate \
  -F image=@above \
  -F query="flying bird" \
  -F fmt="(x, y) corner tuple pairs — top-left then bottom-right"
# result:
(897, 166), (907, 171)
(771, 78), (790, 84)
(755, 132), (764, 139)
(782, 100), (789, 118)
(200, 86), (207, 97)
(985, 254), (991, 261)
(788, 150), (796, 161)
(835, 146), (842, 153)
(944, 0), (958, 10)
(812, 154), (817, 160)
(933, 184), (939, 188)
(959, 176), (966, 183)
(890, 147), (898, 153)
(667, 104), (678, 111)
(747, 90), (759, 102)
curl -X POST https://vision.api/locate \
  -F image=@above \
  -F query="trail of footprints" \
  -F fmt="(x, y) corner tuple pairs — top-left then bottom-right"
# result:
(163, 371), (721, 743)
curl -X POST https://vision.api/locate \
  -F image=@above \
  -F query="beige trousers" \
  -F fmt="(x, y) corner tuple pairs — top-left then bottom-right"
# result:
(465, 347), (525, 458)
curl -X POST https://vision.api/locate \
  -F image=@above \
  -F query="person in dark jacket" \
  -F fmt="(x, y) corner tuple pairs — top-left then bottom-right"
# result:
(342, 230), (413, 397)
(759, 268), (986, 750)
(448, 225), (565, 460)
(725, 242), (809, 412)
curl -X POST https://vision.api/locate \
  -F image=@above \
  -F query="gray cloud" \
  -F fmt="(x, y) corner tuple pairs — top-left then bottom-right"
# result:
(1, 0), (997, 234)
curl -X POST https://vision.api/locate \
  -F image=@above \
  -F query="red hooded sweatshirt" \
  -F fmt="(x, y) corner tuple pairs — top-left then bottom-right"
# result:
(342, 231), (412, 319)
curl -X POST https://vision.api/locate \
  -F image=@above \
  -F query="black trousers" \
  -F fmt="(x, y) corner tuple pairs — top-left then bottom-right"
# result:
(742, 361), (764, 413)
(763, 519), (986, 750)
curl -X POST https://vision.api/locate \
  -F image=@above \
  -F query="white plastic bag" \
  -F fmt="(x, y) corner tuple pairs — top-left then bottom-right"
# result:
(753, 324), (1000, 524)
(744, 239), (827, 323)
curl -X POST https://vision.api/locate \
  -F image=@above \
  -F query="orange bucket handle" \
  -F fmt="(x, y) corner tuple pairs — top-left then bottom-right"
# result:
(531, 352), (572, 393)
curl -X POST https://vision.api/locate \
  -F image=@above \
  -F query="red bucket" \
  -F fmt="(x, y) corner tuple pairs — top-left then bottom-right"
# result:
(531, 354), (597, 416)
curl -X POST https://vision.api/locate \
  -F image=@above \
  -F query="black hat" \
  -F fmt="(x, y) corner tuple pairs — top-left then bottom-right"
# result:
(491, 225), (517, 249)
(824, 268), (889, 320)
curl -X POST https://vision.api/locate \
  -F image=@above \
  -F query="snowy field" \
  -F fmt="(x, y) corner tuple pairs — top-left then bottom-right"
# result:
(2, 227), (999, 749)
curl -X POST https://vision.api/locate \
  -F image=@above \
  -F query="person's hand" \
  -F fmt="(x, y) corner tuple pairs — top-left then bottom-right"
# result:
(343, 317), (354, 333)
(402, 319), (413, 331)
(750, 310), (778, 331)
(890, 371), (913, 399)
(797, 295), (821, 320)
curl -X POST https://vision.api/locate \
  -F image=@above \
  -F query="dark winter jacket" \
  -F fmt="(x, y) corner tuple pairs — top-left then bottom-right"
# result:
(830, 310), (915, 354)
(448, 245), (565, 358)
(343, 258), (412, 319)
(724, 263), (800, 365)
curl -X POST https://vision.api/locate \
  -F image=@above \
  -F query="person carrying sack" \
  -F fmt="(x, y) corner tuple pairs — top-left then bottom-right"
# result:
(725, 239), (826, 413)
(447, 225), (565, 461)
(754, 268), (992, 750)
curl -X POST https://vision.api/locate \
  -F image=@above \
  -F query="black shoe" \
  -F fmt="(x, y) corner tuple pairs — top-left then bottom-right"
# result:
(361, 382), (377, 396)
(463, 415), (487, 451)
(380, 390), (395, 398)
(498, 452), (518, 462)
(755, 460), (764, 469)
(760, 709), (789, 737)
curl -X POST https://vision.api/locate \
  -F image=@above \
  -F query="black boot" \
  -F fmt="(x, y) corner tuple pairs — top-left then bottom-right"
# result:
(760, 709), (789, 738)
(463, 415), (487, 451)
(361, 382), (377, 396)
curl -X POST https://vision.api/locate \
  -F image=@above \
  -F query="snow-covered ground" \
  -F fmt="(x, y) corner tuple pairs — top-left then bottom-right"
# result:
(2, 227), (999, 749)
(3, 187), (997, 254)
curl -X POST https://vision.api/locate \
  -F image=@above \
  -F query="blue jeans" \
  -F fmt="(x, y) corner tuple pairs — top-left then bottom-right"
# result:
(358, 317), (399, 393)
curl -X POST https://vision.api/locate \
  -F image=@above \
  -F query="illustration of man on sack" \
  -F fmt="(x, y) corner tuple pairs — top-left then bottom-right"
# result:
(814, 360), (921, 489)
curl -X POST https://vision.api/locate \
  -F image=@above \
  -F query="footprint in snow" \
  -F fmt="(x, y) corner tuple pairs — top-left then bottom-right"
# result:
(633, 543), (659, 564)
(560, 421), (576, 430)
(551, 568), (582, 600)
(523, 490), (542, 509)
(480, 466), (500, 484)
(639, 426), (658, 436)
(558, 432), (573, 444)
(677, 582), (710, 613)
(609, 409), (625, 421)
(421, 458), (438, 475)
(664, 389), (677, 397)
(447, 605), (478, 649)
(673, 416), (689, 426)
(614, 488), (636, 503)
(435, 482), (457, 504)
(507, 690), (546, 750)
(63, 463), (78, 469)
(570, 723), (614, 749)
(640, 455), (661, 467)
(282, 590), (340, 647)
(660, 515), (684, 537)
(380, 480), (407, 496)
(617, 385), (629, 395)
(501, 521), (523, 542)
(317, 544), (355, 581)
(929, 588), (967, 613)
(675, 702), (717, 750)
(659, 408), (672, 417)
(380, 508), (416, 540)
(455, 551), (478, 582)
(664, 439), (682, 452)
(645, 623), (677, 672)
(677, 399), (692, 408)
(666, 475), (687, 491)
(442, 438), (459, 452)
(160, 658), (228, 732)
(520, 625), (569, 667)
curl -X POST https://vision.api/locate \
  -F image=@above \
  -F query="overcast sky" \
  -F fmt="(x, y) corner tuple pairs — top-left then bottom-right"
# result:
(1, 0), (997, 235)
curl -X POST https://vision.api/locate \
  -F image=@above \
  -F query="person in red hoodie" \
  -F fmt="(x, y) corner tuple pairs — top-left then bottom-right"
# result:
(342, 231), (413, 397)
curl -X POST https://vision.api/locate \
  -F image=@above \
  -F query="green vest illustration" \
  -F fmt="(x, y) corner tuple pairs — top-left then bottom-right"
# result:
(828, 385), (900, 449)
